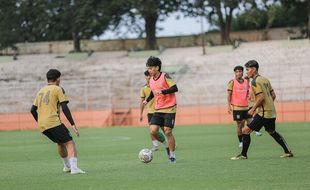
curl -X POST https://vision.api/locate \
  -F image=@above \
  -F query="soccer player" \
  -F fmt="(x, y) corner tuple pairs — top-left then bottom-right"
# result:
(227, 66), (261, 148)
(30, 69), (85, 174)
(139, 70), (168, 152)
(146, 56), (178, 163)
(231, 60), (293, 160)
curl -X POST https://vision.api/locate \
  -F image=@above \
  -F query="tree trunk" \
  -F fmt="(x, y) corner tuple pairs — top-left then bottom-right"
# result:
(308, 0), (310, 39)
(144, 14), (158, 50)
(72, 32), (81, 52)
(225, 11), (233, 45)
(217, 8), (232, 45)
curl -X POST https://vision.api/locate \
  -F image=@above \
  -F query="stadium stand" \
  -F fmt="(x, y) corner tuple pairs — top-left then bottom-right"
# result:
(0, 39), (309, 128)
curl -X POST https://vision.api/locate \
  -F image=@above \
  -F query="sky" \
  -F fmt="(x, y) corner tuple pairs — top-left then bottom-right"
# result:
(99, 14), (211, 40)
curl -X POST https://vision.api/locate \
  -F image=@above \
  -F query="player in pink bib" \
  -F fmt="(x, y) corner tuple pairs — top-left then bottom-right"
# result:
(145, 56), (178, 164)
(227, 66), (261, 148)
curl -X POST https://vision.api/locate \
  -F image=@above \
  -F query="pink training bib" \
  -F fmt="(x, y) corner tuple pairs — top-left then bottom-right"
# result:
(149, 72), (177, 110)
(231, 79), (249, 107)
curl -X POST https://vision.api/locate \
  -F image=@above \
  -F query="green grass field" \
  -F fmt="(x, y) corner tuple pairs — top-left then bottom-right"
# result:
(0, 123), (309, 190)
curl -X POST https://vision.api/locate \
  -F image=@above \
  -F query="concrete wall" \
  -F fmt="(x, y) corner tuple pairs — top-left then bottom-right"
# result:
(1, 27), (301, 55)
(1, 101), (309, 131)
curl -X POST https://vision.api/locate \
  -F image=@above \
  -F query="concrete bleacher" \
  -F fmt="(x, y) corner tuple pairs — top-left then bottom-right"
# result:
(0, 39), (309, 113)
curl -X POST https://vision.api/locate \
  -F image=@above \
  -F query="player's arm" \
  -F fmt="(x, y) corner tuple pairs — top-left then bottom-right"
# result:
(248, 82), (264, 116)
(270, 90), (276, 101)
(161, 85), (178, 94)
(139, 88), (146, 122)
(251, 93), (264, 112)
(139, 98), (145, 122)
(61, 102), (79, 137)
(57, 87), (79, 137)
(30, 105), (38, 122)
(227, 80), (233, 114)
(155, 74), (178, 95)
(227, 90), (232, 114)
(146, 91), (154, 102)
(269, 82), (276, 101)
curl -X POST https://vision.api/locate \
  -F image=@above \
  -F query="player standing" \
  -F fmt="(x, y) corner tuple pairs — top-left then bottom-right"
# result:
(30, 69), (85, 174)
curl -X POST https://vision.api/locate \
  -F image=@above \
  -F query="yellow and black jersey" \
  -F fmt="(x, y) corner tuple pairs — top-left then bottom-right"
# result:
(227, 79), (248, 111)
(140, 84), (155, 114)
(33, 85), (68, 132)
(251, 75), (276, 118)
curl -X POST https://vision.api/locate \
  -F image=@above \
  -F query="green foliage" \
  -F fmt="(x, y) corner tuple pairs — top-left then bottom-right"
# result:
(0, 1), (19, 50)
(232, 1), (308, 31)
(0, 0), (125, 51)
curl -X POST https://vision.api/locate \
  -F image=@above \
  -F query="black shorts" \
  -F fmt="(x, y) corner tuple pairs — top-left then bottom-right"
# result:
(248, 114), (276, 132)
(150, 112), (176, 128)
(147, 113), (154, 124)
(233, 110), (252, 121)
(42, 124), (72, 144)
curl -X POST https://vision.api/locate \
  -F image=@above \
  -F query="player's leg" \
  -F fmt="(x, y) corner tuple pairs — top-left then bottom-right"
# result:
(236, 120), (244, 147)
(42, 126), (75, 173)
(54, 124), (85, 174)
(65, 140), (85, 174)
(233, 110), (243, 147)
(231, 114), (264, 160)
(163, 113), (176, 163)
(246, 111), (262, 136)
(149, 113), (165, 144)
(148, 113), (160, 151)
(57, 143), (71, 172)
(265, 119), (293, 158)
(163, 127), (176, 163)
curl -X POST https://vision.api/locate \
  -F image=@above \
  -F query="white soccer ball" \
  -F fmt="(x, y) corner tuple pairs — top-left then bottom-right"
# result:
(138, 148), (153, 163)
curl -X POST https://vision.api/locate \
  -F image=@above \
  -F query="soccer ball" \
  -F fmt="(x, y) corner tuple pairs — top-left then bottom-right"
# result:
(138, 148), (153, 163)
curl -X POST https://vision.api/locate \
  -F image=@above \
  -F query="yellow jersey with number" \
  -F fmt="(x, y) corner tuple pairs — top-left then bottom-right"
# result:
(33, 85), (68, 132)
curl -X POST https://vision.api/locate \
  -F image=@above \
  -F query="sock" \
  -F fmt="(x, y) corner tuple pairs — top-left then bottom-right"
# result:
(152, 140), (159, 147)
(241, 134), (251, 157)
(69, 157), (78, 170)
(62, 157), (70, 168)
(169, 151), (176, 159)
(238, 135), (242, 143)
(166, 147), (170, 156)
(270, 131), (290, 153)
(158, 131), (166, 143)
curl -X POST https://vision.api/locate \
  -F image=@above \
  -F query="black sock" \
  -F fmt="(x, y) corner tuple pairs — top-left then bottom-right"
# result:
(270, 131), (290, 153)
(238, 135), (242, 143)
(241, 134), (251, 157)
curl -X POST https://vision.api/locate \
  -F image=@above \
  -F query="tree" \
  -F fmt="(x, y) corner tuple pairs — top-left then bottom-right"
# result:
(281, 0), (309, 38)
(0, 0), (125, 52)
(308, 0), (310, 39)
(0, 1), (19, 51)
(126, 0), (182, 50)
(184, 0), (241, 45)
(209, 0), (241, 44)
(43, 0), (125, 52)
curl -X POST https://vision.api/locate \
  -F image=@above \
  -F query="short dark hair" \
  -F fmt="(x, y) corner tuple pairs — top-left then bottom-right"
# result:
(234, 66), (243, 72)
(245, 60), (259, 70)
(144, 70), (150, 76)
(46, 69), (61, 81)
(146, 56), (161, 71)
